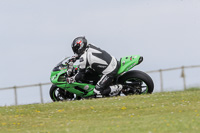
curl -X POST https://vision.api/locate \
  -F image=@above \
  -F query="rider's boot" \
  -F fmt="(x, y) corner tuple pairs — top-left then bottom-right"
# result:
(109, 84), (123, 96)
(93, 89), (103, 98)
(94, 84), (123, 97)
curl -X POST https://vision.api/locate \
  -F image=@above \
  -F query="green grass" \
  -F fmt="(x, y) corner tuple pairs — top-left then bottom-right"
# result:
(0, 89), (200, 133)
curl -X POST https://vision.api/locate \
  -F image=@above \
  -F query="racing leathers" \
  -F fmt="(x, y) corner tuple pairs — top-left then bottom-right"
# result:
(70, 44), (123, 97)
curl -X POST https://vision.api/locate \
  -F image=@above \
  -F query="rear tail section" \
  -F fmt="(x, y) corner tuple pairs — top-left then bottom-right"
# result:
(117, 55), (143, 74)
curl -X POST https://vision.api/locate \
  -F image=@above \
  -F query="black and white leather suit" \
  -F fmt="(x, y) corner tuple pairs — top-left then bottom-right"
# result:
(73, 44), (122, 96)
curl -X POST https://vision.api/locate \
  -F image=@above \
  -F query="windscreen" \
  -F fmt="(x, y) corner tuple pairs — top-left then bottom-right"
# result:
(56, 57), (69, 67)
(53, 57), (70, 71)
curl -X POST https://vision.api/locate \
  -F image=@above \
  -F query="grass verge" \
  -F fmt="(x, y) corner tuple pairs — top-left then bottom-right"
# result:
(0, 89), (200, 133)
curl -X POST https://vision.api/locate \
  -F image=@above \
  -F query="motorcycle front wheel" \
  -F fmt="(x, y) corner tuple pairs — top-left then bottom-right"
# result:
(49, 85), (74, 102)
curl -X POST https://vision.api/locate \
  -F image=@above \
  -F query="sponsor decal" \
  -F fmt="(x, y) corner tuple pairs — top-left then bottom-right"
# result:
(84, 85), (89, 90)
(130, 56), (132, 61)
(97, 65), (107, 68)
(122, 61), (126, 66)
(127, 63), (136, 70)
(51, 75), (57, 81)
(80, 57), (84, 62)
(101, 76), (109, 84)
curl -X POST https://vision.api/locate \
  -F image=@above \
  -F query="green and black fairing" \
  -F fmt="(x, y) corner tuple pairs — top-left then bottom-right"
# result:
(49, 55), (153, 101)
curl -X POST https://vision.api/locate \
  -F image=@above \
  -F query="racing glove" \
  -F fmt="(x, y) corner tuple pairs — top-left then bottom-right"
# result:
(69, 54), (79, 63)
(67, 61), (74, 76)
(67, 54), (79, 76)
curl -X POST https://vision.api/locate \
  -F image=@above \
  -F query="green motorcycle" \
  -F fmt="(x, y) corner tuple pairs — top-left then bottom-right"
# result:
(50, 55), (154, 101)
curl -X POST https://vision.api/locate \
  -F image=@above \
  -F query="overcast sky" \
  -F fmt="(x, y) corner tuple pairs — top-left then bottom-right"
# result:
(0, 0), (200, 88)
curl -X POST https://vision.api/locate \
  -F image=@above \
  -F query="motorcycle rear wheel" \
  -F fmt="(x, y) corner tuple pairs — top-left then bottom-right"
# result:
(118, 70), (154, 95)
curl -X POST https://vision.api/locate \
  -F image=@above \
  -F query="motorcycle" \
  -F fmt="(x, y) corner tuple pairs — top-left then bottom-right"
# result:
(49, 55), (154, 101)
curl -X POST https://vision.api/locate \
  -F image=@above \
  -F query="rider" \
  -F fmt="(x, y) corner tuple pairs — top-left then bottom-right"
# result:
(67, 36), (123, 97)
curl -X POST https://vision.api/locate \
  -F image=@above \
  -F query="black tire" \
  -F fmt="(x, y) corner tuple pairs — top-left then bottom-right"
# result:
(49, 85), (74, 102)
(118, 70), (154, 94)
